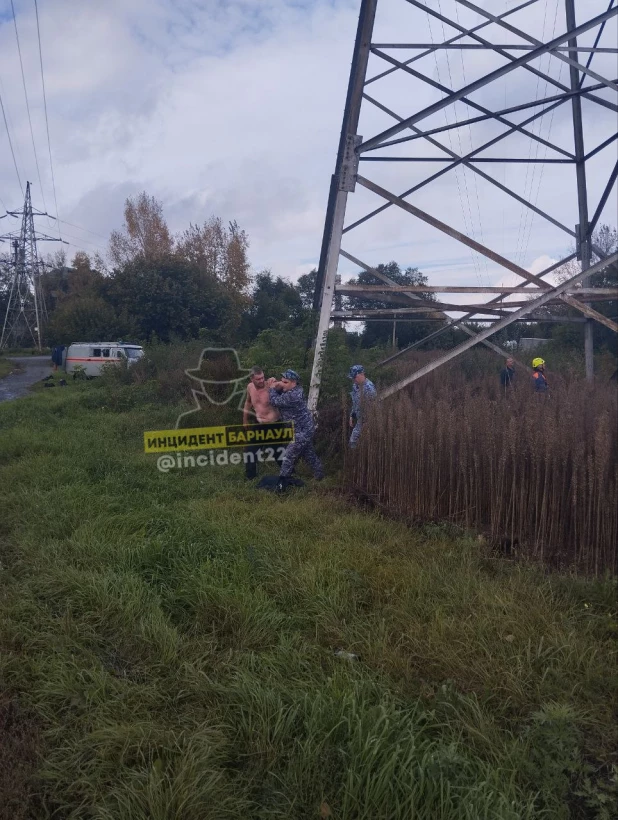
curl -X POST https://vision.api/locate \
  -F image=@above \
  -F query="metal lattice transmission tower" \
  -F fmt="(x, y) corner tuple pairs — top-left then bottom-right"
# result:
(309, 0), (618, 411)
(0, 181), (65, 351)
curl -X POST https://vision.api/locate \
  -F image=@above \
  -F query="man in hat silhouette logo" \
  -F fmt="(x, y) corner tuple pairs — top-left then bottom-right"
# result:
(175, 347), (251, 429)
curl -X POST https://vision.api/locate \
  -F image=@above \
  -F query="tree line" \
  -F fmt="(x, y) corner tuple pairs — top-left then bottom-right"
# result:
(1, 191), (615, 357)
(0, 191), (444, 349)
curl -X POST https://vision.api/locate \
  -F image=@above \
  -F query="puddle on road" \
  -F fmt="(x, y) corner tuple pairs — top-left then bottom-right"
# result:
(0, 360), (53, 403)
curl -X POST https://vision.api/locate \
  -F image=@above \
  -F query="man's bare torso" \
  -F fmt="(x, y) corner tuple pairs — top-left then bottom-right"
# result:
(247, 383), (280, 423)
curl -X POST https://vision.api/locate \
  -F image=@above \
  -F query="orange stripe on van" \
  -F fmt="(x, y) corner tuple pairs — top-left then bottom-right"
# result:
(66, 357), (120, 362)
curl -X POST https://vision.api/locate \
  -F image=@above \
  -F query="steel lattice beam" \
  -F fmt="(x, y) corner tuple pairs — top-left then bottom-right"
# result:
(1, 181), (66, 350)
(361, 2), (618, 151)
(379, 252), (618, 398)
(308, 0), (618, 411)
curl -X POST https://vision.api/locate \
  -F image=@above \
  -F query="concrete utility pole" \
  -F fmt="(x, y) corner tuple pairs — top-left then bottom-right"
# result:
(308, 0), (618, 408)
(0, 181), (66, 350)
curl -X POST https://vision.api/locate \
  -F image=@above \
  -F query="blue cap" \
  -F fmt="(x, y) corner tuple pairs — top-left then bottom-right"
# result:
(281, 369), (300, 382)
(348, 364), (365, 379)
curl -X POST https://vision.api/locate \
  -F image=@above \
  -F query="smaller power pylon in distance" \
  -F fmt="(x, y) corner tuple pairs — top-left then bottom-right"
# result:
(0, 181), (66, 351)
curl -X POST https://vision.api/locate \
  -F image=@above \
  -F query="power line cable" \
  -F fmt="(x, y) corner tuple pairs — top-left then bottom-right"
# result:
(425, 6), (483, 288)
(0, 87), (24, 195)
(521, 56), (565, 265)
(451, 0), (491, 286)
(10, 0), (49, 222)
(33, 0), (62, 241)
(518, 0), (561, 266)
(513, 0), (552, 267)
(0, 69), (26, 193)
(58, 230), (107, 255)
(56, 218), (108, 241)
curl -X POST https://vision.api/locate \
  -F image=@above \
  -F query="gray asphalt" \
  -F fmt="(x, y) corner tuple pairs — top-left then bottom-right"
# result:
(0, 356), (53, 403)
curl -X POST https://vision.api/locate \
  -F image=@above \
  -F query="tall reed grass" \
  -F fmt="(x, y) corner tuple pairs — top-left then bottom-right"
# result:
(346, 366), (618, 575)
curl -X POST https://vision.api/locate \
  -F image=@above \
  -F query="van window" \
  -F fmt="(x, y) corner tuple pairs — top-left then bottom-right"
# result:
(92, 348), (101, 357)
(116, 350), (124, 359)
(102, 349), (110, 358)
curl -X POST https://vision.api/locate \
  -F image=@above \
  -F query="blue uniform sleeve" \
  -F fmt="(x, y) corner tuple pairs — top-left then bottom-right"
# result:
(269, 387), (301, 408)
(365, 381), (377, 399)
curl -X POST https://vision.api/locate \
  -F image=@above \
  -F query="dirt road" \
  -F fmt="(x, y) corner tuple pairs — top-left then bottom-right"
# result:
(0, 356), (53, 403)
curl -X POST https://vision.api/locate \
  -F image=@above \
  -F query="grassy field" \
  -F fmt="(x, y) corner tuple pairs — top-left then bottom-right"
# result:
(1, 374), (617, 819)
(0, 359), (21, 379)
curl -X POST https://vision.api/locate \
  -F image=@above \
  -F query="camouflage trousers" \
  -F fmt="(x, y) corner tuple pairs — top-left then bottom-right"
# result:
(279, 431), (323, 479)
(349, 420), (363, 448)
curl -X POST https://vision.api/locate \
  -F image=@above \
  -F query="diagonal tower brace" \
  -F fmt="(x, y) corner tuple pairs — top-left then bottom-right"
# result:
(309, 0), (618, 411)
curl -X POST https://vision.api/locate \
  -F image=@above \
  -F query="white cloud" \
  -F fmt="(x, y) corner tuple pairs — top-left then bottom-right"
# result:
(0, 0), (616, 286)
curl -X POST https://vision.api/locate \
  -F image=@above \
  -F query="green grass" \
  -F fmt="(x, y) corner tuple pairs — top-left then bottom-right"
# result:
(0, 359), (21, 379)
(1, 379), (617, 819)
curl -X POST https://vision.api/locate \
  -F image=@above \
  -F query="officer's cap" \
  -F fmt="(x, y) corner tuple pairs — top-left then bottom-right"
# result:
(348, 364), (365, 379)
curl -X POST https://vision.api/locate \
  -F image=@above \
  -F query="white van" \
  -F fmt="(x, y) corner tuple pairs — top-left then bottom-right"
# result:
(65, 342), (144, 377)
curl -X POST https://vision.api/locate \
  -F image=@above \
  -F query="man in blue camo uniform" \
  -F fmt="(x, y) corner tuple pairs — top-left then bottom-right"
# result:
(267, 370), (324, 492)
(348, 364), (377, 449)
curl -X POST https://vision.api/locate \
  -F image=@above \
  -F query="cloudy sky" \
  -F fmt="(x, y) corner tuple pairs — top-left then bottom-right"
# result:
(0, 0), (616, 306)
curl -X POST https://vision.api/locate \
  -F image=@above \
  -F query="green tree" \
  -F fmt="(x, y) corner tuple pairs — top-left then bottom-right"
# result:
(176, 217), (251, 332)
(103, 257), (236, 344)
(295, 268), (318, 310)
(40, 252), (105, 316)
(241, 271), (305, 340)
(44, 297), (122, 346)
(346, 261), (442, 348)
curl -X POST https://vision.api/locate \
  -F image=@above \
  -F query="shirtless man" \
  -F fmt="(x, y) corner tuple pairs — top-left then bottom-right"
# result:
(243, 366), (280, 479)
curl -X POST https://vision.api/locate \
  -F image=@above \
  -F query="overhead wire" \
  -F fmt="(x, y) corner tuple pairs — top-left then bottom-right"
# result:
(56, 219), (108, 241)
(521, 63), (565, 267)
(425, 3), (484, 288)
(451, 0), (491, 286)
(525, 0), (608, 254)
(520, 0), (563, 264)
(57, 230), (107, 256)
(518, 0), (561, 267)
(10, 0), (50, 224)
(512, 0), (551, 267)
(0, 85), (24, 196)
(33, 0), (62, 240)
(578, 0), (615, 90)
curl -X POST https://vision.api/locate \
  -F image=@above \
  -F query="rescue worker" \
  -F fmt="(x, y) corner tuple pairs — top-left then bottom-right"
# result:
(267, 370), (324, 492)
(500, 357), (515, 389)
(348, 365), (377, 448)
(532, 357), (549, 393)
